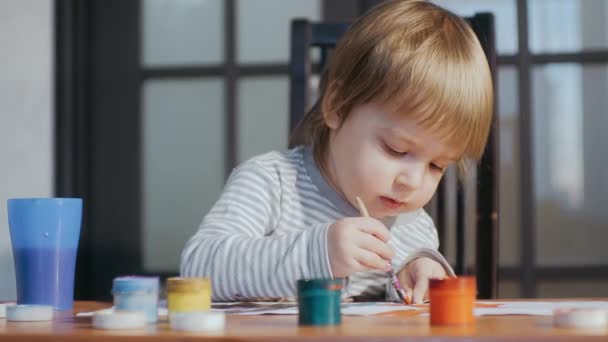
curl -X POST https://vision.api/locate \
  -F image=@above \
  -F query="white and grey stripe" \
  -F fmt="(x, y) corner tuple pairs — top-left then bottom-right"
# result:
(181, 146), (453, 302)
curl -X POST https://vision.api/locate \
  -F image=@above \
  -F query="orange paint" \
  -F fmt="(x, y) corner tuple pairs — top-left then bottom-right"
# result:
(429, 276), (476, 325)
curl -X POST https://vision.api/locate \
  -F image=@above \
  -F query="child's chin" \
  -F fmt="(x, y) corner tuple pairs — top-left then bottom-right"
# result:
(385, 206), (417, 216)
(377, 208), (405, 218)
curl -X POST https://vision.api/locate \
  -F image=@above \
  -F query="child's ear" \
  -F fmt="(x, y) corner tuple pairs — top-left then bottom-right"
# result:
(321, 80), (341, 129)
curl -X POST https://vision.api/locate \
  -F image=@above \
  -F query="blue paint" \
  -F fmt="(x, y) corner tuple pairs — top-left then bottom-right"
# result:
(13, 247), (78, 311)
(8, 198), (82, 311)
(112, 276), (159, 323)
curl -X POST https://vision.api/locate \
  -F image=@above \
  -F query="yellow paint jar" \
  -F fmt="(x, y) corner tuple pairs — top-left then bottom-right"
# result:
(166, 277), (211, 313)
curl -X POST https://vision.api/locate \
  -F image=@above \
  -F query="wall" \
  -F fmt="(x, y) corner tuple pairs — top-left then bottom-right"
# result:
(0, 0), (53, 300)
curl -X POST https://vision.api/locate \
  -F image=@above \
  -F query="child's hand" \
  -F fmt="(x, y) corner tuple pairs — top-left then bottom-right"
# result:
(327, 217), (395, 278)
(398, 257), (447, 304)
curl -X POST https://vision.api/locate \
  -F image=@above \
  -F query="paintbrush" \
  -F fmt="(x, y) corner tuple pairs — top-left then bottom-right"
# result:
(355, 196), (411, 305)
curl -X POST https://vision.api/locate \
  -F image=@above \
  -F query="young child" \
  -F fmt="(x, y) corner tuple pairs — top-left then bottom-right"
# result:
(181, 0), (493, 304)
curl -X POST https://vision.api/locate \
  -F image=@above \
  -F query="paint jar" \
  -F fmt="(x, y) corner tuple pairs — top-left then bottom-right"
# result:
(429, 276), (476, 325)
(112, 276), (159, 323)
(166, 277), (211, 314)
(297, 278), (342, 326)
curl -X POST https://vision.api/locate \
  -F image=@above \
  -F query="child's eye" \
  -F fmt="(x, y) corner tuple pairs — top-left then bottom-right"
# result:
(384, 142), (407, 156)
(431, 163), (446, 172)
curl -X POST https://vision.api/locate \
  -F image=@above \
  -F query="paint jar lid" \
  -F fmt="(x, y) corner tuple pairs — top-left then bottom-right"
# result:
(553, 308), (607, 328)
(170, 312), (225, 331)
(297, 278), (343, 292)
(92, 310), (147, 330)
(429, 276), (476, 294)
(6, 305), (54, 322)
(0, 302), (16, 318)
(166, 277), (211, 292)
(112, 276), (159, 294)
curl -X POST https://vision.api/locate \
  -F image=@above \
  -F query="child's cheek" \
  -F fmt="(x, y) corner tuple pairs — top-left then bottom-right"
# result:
(362, 155), (392, 187)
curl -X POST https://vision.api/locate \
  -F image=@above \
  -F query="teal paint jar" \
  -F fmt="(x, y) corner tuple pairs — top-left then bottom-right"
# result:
(297, 278), (342, 326)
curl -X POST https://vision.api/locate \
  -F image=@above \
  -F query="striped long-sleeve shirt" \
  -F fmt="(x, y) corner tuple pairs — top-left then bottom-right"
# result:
(181, 146), (454, 302)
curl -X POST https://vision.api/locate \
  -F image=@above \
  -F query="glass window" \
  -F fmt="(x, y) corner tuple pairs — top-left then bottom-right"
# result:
(237, 0), (321, 64)
(538, 280), (608, 298)
(237, 77), (289, 163)
(142, 78), (225, 271)
(497, 66), (521, 269)
(449, 67), (521, 274)
(532, 64), (608, 266)
(529, 0), (608, 53)
(143, 0), (224, 66)
(308, 74), (321, 110)
(499, 280), (521, 298)
(432, 0), (518, 55)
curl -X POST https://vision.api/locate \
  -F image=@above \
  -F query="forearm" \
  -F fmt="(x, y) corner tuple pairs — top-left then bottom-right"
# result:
(180, 222), (333, 301)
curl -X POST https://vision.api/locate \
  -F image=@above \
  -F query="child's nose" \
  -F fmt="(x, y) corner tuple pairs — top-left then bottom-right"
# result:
(395, 163), (425, 191)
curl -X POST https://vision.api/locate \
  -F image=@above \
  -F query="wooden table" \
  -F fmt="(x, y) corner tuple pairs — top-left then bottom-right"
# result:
(1, 301), (606, 341)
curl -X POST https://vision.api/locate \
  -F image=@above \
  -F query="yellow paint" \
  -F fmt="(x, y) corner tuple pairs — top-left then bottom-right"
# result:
(166, 277), (211, 313)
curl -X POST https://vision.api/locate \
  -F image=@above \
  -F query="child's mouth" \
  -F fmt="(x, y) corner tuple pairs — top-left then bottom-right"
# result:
(380, 196), (405, 210)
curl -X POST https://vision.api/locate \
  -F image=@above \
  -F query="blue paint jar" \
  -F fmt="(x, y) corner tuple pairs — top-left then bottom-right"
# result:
(297, 278), (342, 326)
(112, 276), (159, 323)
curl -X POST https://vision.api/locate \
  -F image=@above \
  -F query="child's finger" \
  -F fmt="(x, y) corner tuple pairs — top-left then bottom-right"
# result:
(357, 218), (391, 242)
(356, 248), (392, 271)
(403, 287), (413, 305)
(412, 278), (429, 304)
(359, 234), (395, 260)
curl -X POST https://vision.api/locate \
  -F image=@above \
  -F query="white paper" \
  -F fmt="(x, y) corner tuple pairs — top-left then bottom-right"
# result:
(77, 301), (608, 318)
(76, 302), (418, 317)
(473, 301), (608, 316)
(474, 307), (554, 316)
(76, 307), (168, 317)
(478, 301), (608, 310)
(212, 302), (420, 316)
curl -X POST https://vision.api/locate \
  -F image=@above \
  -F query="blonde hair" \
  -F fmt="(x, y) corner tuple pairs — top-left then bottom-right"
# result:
(289, 0), (493, 175)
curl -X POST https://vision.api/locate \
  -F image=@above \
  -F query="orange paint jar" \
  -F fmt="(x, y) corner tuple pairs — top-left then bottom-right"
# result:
(429, 276), (476, 325)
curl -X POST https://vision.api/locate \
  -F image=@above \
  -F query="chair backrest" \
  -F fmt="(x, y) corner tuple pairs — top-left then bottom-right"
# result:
(289, 14), (498, 299)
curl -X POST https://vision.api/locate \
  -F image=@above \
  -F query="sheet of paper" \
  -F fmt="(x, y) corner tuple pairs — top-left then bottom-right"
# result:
(343, 302), (421, 315)
(478, 301), (608, 311)
(420, 307), (554, 317)
(76, 307), (168, 317)
(475, 307), (553, 316)
(472, 301), (608, 316)
(76, 302), (418, 317)
(211, 302), (297, 315)
(77, 301), (608, 317)
(212, 302), (420, 316)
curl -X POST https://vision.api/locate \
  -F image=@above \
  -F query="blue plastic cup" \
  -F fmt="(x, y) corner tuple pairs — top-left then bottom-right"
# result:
(7, 198), (82, 310)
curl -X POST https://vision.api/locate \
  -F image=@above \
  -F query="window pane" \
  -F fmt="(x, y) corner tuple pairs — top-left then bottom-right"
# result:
(532, 64), (608, 266)
(539, 280), (608, 298)
(308, 74), (321, 110)
(456, 66), (521, 298)
(142, 78), (225, 271)
(237, 77), (288, 162)
(529, 0), (608, 53)
(143, 0), (223, 66)
(432, 0), (518, 55)
(446, 66), (521, 299)
(237, 0), (321, 64)
(497, 66), (520, 269)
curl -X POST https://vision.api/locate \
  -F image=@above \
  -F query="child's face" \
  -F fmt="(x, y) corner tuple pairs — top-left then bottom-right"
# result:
(324, 102), (463, 218)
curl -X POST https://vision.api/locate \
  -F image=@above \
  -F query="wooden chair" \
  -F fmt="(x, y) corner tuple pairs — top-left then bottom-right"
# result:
(288, 15), (498, 299)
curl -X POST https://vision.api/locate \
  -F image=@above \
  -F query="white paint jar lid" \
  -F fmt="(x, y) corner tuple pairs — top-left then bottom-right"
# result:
(553, 308), (607, 328)
(6, 304), (54, 322)
(0, 302), (16, 318)
(92, 310), (146, 330)
(170, 312), (226, 331)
